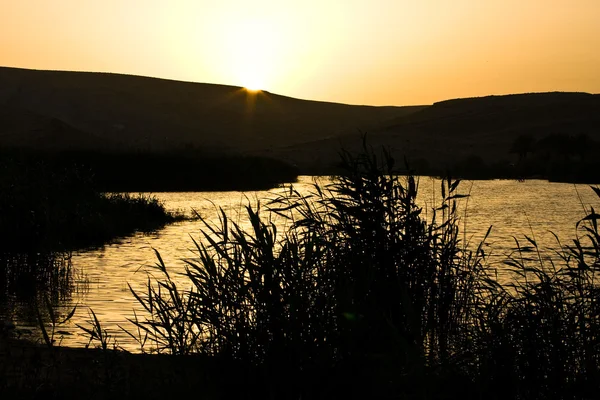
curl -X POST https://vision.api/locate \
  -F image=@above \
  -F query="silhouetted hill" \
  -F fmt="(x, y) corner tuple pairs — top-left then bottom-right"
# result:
(0, 104), (116, 150)
(0, 67), (420, 153)
(275, 92), (600, 178)
(2, 67), (599, 182)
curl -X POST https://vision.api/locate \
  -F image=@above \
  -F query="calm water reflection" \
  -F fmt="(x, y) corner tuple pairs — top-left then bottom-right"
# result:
(2, 177), (599, 350)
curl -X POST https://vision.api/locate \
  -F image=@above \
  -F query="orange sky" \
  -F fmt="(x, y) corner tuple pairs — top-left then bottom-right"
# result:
(1, 0), (599, 105)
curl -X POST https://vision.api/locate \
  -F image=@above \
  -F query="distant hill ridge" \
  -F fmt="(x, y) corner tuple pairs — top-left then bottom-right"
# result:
(1, 66), (599, 179)
(0, 66), (419, 153)
(273, 92), (600, 175)
(433, 91), (596, 106)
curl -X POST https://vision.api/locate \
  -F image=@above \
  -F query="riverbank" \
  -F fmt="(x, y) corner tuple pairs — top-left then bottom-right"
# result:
(0, 154), (188, 252)
(0, 336), (482, 400)
(0, 158), (188, 319)
(0, 337), (224, 400)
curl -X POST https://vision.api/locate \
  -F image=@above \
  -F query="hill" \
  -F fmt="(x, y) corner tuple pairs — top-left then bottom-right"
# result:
(274, 92), (600, 179)
(2, 66), (600, 182)
(0, 67), (421, 153)
(0, 104), (115, 150)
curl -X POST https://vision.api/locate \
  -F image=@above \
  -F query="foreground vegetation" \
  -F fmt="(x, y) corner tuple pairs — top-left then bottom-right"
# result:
(0, 154), (183, 252)
(4, 144), (600, 399)
(0, 154), (185, 319)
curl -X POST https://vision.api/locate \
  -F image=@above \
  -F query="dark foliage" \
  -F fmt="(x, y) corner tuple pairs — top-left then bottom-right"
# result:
(123, 143), (600, 398)
(0, 154), (181, 252)
(124, 142), (492, 398)
(0, 148), (298, 192)
(6, 142), (600, 399)
(440, 132), (600, 183)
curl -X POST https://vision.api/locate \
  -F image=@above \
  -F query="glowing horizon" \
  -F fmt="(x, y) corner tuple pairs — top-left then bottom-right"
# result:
(1, 1), (599, 106)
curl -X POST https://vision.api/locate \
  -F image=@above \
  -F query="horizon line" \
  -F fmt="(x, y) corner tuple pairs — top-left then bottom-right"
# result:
(0, 64), (597, 108)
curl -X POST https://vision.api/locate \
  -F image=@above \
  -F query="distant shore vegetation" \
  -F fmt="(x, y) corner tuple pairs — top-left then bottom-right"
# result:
(0, 147), (299, 192)
(320, 133), (600, 184)
(0, 146), (299, 249)
(0, 151), (185, 252)
(448, 132), (600, 183)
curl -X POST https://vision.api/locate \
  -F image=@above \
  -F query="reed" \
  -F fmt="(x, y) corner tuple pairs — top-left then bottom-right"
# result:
(470, 193), (600, 399)
(72, 139), (600, 398)
(0, 155), (184, 252)
(126, 141), (494, 397)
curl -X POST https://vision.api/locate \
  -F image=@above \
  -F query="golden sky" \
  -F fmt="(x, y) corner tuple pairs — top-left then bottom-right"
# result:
(1, 0), (599, 105)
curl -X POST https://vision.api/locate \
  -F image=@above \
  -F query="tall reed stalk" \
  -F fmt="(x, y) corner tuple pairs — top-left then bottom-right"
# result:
(471, 193), (600, 399)
(126, 141), (493, 396)
(121, 141), (600, 398)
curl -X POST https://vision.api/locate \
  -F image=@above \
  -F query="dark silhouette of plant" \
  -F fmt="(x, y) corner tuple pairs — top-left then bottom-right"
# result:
(124, 140), (490, 398)
(509, 134), (536, 161)
(91, 140), (600, 398)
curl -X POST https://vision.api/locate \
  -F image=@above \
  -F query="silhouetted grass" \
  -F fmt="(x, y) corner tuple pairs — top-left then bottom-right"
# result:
(0, 253), (73, 303)
(0, 155), (183, 252)
(6, 142), (600, 399)
(124, 141), (494, 398)
(470, 200), (600, 399)
(122, 142), (600, 398)
(0, 155), (183, 330)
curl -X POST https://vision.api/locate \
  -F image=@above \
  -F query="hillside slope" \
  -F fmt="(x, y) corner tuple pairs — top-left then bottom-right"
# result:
(0, 67), (421, 153)
(3, 67), (599, 181)
(274, 92), (600, 174)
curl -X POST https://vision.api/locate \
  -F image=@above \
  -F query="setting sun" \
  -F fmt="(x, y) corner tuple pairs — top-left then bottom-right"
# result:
(239, 63), (265, 91)
(224, 18), (280, 91)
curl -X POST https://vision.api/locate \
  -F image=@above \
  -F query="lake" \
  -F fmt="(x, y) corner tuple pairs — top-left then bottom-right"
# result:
(2, 176), (599, 350)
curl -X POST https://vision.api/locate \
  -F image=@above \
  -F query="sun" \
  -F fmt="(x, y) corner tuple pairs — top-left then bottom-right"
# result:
(244, 84), (262, 92)
(240, 66), (264, 91)
(224, 18), (280, 92)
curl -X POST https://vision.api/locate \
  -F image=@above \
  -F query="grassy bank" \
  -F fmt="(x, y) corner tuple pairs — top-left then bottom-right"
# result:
(0, 155), (186, 333)
(5, 144), (600, 399)
(0, 155), (183, 252)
